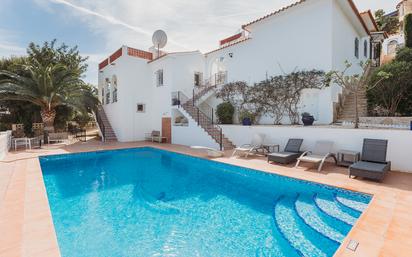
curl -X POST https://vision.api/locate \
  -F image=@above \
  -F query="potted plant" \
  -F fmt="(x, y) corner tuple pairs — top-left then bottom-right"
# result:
(172, 98), (180, 106)
(301, 112), (315, 126)
(239, 110), (254, 126)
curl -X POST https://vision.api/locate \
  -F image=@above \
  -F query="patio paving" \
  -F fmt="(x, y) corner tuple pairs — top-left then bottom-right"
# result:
(0, 138), (411, 257)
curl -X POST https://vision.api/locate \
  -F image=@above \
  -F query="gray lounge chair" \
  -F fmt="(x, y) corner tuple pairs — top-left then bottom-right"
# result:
(267, 138), (303, 164)
(295, 140), (337, 172)
(349, 139), (390, 182)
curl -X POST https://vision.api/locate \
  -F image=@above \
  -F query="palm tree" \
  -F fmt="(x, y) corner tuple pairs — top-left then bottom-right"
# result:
(0, 59), (98, 132)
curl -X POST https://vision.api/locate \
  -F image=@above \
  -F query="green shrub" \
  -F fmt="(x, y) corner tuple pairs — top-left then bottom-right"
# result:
(216, 102), (234, 124)
(396, 47), (412, 62)
(368, 61), (412, 116)
(405, 14), (412, 48)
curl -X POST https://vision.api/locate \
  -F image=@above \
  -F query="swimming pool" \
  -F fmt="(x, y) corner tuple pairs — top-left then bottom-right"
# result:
(40, 147), (371, 257)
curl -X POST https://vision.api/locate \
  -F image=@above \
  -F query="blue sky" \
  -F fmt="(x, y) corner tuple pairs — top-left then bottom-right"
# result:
(0, 0), (399, 84)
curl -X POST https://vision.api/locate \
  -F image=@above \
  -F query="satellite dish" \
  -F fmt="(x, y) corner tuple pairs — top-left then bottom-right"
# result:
(152, 30), (168, 49)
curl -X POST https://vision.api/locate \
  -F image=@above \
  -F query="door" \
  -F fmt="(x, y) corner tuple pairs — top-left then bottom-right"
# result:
(162, 117), (171, 143)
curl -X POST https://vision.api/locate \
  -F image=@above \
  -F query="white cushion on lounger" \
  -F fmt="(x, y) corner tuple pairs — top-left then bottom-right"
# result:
(297, 154), (325, 163)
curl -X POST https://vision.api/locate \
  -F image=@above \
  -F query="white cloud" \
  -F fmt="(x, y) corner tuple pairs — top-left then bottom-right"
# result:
(32, 0), (399, 83)
(41, 0), (399, 53)
(0, 29), (26, 57)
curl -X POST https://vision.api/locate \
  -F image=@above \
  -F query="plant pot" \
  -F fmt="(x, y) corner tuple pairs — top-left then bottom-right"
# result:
(302, 116), (315, 126)
(172, 99), (180, 106)
(242, 117), (252, 126)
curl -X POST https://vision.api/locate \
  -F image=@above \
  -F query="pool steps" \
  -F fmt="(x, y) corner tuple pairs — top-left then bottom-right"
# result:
(273, 193), (366, 257)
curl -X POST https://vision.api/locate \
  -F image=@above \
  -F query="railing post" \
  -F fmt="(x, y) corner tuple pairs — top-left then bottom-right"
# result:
(211, 108), (214, 125)
(192, 89), (195, 106)
(178, 91), (180, 108)
(197, 108), (200, 123)
(220, 129), (223, 151)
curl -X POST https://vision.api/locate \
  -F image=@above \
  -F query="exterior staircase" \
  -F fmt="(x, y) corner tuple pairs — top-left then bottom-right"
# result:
(175, 85), (235, 150)
(96, 106), (118, 142)
(336, 88), (368, 122)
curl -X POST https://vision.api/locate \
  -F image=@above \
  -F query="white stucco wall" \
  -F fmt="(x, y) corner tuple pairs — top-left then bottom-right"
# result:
(203, 0), (369, 125)
(0, 131), (11, 160)
(172, 107), (220, 149)
(149, 52), (204, 133)
(99, 47), (153, 142)
(221, 125), (412, 172)
(98, 0), (375, 141)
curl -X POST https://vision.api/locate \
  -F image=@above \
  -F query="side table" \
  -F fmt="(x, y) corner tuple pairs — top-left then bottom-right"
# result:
(337, 150), (360, 167)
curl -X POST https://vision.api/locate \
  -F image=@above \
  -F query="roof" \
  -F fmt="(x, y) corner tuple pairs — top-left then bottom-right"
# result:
(242, 0), (370, 35)
(360, 10), (379, 32)
(147, 50), (201, 64)
(204, 38), (251, 56)
(99, 46), (153, 70)
(397, 0), (408, 9)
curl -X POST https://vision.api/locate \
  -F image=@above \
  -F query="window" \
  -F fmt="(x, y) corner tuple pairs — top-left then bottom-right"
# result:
(354, 38), (359, 58)
(387, 40), (398, 54)
(136, 103), (146, 113)
(112, 76), (118, 103)
(156, 69), (164, 87)
(194, 72), (202, 87)
(364, 40), (368, 58)
(106, 82), (111, 104)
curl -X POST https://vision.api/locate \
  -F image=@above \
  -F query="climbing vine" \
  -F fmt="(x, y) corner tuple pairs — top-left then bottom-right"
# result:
(216, 70), (327, 124)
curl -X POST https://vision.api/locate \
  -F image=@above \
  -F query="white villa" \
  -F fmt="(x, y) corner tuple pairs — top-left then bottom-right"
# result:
(380, 0), (412, 63)
(97, 0), (383, 149)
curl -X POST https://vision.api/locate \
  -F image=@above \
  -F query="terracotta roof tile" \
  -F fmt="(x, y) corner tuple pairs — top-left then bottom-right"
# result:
(242, 0), (307, 29)
(204, 38), (251, 56)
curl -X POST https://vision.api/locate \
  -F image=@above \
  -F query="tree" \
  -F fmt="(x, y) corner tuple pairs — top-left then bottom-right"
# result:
(326, 61), (390, 128)
(395, 47), (412, 62)
(404, 14), (412, 48)
(368, 61), (412, 116)
(375, 9), (400, 35)
(0, 40), (98, 132)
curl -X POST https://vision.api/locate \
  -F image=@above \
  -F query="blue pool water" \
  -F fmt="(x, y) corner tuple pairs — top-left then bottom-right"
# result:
(40, 147), (371, 257)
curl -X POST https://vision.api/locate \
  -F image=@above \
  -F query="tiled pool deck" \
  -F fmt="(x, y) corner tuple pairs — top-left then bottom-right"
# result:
(0, 139), (411, 257)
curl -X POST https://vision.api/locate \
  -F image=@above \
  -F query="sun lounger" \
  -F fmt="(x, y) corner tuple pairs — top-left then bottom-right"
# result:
(267, 138), (303, 164)
(295, 140), (337, 172)
(191, 146), (224, 158)
(349, 139), (390, 182)
(231, 133), (266, 158)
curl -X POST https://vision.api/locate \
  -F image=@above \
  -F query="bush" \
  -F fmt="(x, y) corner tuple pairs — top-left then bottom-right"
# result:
(405, 14), (412, 48)
(368, 61), (412, 116)
(395, 47), (412, 62)
(216, 102), (234, 124)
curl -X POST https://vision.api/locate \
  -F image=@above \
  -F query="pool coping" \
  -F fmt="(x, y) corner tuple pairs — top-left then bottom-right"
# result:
(1, 141), (411, 257)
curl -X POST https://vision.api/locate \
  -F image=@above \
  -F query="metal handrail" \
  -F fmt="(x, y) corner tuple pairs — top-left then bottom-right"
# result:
(95, 106), (106, 142)
(175, 91), (223, 150)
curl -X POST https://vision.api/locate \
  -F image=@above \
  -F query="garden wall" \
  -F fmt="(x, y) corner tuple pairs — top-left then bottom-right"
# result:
(0, 131), (12, 160)
(221, 125), (412, 173)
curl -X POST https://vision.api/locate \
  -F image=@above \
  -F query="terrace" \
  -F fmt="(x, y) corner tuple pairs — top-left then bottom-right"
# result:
(0, 138), (411, 257)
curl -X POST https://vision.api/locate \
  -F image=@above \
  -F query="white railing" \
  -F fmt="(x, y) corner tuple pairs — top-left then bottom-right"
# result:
(341, 117), (412, 130)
